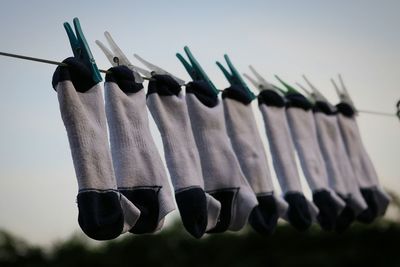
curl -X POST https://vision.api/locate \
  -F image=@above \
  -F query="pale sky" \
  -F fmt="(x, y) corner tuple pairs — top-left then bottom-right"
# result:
(0, 0), (399, 246)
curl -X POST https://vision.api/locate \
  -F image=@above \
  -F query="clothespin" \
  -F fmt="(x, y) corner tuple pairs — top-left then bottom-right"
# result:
(301, 75), (332, 105)
(64, 18), (102, 83)
(215, 54), (255, 100)
(95, 31), (149, 83)
(330, 74), (357, 111)
(295, 82), (315, 102)
(242, 65), (285, 95)
(274, 75), (299, 94)
(176, 46), (219, 95)
(133, 54), (185, 86)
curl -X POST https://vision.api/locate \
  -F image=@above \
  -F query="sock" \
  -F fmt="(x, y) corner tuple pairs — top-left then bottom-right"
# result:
(185, 81), (258, 233)
(258, 90), (318, 231)
(222, 85), (287, 235)
(146, 74), (221, 238)
(313, 101), (368, 232)
(336, 103), (391, 223)
(104, 66), (175, 234)
(52, 58), (140, 240)
(285, 93), (345, 231)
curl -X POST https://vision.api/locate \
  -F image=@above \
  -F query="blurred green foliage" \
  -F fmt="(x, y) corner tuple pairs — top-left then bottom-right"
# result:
(1, 219), (399, 267)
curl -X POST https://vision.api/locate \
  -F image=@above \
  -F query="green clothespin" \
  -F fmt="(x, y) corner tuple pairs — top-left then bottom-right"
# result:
(176, 46), (219, 95)
(63, 17), (102, 83)
(216, 54), (255, 100)
(274, 75), (299, 94)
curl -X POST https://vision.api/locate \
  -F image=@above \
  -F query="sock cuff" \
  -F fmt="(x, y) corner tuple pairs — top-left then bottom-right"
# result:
(52, 57), (98, 92)
(285, 92), (313, 110)
(336, 102), (355, 117)
(147, 74), (182, 96)
(257, 89), (285, 107)
(105, 66), (144, 93)
(313, 101), (337, 115)
(186, 81), (219, 107)
(221, 85), (255, 105)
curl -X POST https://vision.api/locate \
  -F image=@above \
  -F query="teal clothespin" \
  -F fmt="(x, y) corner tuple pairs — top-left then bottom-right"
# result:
(274, 75), (299, 94)
(216, 54), (255, 100)
(176, 46), (219, 95)
(63, 17), (102, 83)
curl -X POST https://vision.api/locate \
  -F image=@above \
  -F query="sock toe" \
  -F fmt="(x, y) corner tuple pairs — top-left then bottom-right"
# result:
(120, 187), (161, 234)
(206, 189), (237, 233)
(77, 190), (124, 241)
(313, 190), (340, 231)
(175, 188), (208, 239)
(357, 188), (380, 224)
(335, 196), (356, 233)
(284, 192), (312, 231)
(249, 195), (279, 235)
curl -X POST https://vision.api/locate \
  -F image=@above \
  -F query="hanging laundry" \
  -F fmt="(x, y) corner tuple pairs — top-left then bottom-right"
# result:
(301, 76), (368, 232)
(146, 73), (221, 238)
(243, 67), (319, 231)
(53, 58), (142, 240)
(257, 89), (319, 231)
(51, 19), (141, 240)
(104, 66), (175, 234)
(272, 77), (346, 231)
(217, 55), (288, 235)
(177, 47), (258, 232)
(333, 76), (390, 223)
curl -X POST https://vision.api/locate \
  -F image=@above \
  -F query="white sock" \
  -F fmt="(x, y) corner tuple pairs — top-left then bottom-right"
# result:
(285, 93), (345, 230)
(313, 101), (368, 232)
(222, 86), (287, 235)
(258, 90), (319, 231)
(104, 66), (175, 234)
(146, 74), (221, 238)
(185, 81), (258, 232)
(336, 103), (390, 223)
(52, 58), (140, 240)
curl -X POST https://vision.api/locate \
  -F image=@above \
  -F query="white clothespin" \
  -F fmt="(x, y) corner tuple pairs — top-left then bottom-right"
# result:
(95, 31), (150, 83)
(243, 65), (285, 95)
(330, 74), (357, 112)
(295, 82), (314, 100)
(133, 54), (185, 86)
(301, 75), (333, 105)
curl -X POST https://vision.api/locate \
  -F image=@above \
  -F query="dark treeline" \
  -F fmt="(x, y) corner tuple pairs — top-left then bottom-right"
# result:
(1, 219), (400, 267)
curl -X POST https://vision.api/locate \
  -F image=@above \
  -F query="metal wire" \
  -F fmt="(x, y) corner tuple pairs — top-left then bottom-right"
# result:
(358, 110), (397, 117)
(0, 51), (152, 79)
(0, 50), (398, 119)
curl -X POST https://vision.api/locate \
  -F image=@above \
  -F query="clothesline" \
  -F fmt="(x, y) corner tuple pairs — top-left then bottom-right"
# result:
(0, 50), (398, 119)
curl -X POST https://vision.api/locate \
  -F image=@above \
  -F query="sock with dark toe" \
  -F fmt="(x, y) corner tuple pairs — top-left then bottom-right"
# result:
(104, 66), (175, 234)
(334, 194), (357, 233)
(186, 81), (258, 233)
(336, 103), (391, 222)
(146, 74), (221, 238)
(286, 93), (345, 230)
(258, 90), (319, 231)
(248, 194), (282, 235)
(313, 101), (368, 231)
(356, 187), (390, 223)
(52, 58), (140, 240)
(222, 85), (287, 235)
